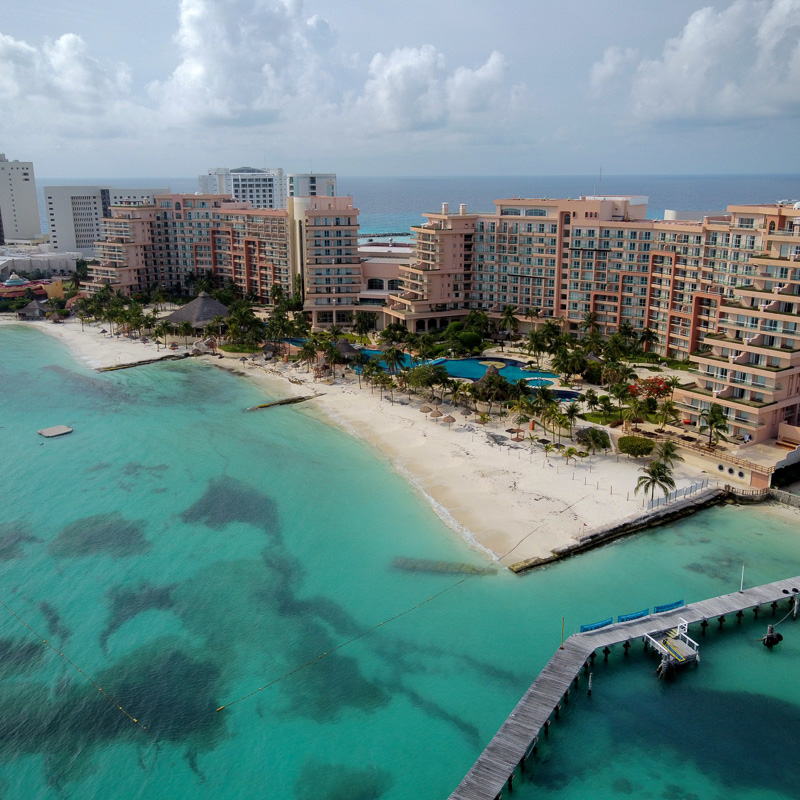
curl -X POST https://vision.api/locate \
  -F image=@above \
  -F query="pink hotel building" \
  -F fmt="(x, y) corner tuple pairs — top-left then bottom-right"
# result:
(86, 191), (800, 451)
(384, 197), (800, 449)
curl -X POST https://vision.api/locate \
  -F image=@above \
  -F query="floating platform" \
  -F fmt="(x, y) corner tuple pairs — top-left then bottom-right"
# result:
(38, 426), (73, 438)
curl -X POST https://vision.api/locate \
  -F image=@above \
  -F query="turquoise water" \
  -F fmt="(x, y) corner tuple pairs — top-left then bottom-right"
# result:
(1, 324), (798, 800)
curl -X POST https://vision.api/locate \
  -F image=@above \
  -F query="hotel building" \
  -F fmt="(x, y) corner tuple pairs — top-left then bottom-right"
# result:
(199, 167), (286, 209)
(44, 185), (167, 257)
(0, 153), (41, 243)
(385, 196), (800, 447)
(287, 173), (337, 199)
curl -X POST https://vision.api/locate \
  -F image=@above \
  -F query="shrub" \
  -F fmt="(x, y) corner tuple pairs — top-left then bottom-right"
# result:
(618, 436), (655, 458)
(457, 330), (482, 350)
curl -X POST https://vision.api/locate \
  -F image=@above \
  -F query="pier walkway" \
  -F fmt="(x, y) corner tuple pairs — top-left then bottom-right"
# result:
(449, 575), (800, 800)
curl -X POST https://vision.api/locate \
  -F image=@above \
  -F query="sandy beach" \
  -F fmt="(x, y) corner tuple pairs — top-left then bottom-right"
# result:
(4, 315), (721, 568)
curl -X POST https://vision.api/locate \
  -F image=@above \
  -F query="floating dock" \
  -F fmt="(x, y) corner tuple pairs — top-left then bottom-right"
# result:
(37, 426), (73, 438)
(448, 576), (800, 800)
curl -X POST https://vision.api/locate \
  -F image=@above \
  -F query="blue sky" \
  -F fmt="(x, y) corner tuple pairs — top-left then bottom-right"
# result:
(2, 0), (799, 177)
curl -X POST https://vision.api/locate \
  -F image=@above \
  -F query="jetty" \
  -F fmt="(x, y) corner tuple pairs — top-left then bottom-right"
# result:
(448, 576), (800, 800)
(246, 395), (320, 411)
(38, 425), (73, 438)
(97, 353), (193, 372)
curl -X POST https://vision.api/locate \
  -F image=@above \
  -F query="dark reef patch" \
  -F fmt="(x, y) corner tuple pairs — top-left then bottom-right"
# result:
(101, 582), (177, 650)
(0, 522), (41, 560)
(38, 601), (69, 642)
(623, 686), (800, 797)
(181, 477), (279, 537)
(48, 513), (150, 559)
(0, 637), (45, 676)
(283, 650), (388, 722)
(294, 762), (392, 800)
(0, 642), (226, 788)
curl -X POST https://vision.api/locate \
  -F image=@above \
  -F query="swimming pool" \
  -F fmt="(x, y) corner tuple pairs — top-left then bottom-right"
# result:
(357, 350), (580, 396)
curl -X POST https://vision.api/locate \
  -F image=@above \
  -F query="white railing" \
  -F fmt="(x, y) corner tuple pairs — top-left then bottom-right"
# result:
(646, 479), (709, 511)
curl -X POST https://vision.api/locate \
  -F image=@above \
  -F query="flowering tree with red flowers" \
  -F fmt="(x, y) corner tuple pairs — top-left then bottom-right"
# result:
(630, 376), (670, 400)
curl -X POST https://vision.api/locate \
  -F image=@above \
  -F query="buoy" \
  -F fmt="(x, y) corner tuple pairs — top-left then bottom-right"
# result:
(762, 624), (783, 648)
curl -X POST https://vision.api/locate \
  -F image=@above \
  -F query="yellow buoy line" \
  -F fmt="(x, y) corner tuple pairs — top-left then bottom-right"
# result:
(215, 575), (472, 713)
(0, 598), (154, 739)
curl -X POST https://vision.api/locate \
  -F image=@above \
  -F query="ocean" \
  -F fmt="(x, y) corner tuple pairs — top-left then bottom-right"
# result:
(36, 174), (800, 238)
(0, 323), (798, 799)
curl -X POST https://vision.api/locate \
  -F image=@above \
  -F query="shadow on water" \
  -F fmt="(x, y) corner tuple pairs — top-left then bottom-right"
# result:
(48, 512), (151, 558)
(180, 477), (280, 538)
(294, 762), (392, 800)
(0, 522), (41, 561)
(100, 582), (177, 651)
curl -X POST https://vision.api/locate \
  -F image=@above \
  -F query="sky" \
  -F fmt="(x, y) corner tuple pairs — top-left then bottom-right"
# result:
(1, 0), (799, 178)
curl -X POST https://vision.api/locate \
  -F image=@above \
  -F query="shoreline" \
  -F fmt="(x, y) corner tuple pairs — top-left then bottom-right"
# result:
(4, 316), (731, 570)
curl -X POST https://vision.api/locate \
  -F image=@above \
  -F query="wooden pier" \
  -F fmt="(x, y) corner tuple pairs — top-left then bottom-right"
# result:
(448, 576), (800, 800)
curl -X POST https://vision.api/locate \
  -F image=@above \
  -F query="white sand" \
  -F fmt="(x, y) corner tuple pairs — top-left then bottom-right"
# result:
(4, 315), (714, 568)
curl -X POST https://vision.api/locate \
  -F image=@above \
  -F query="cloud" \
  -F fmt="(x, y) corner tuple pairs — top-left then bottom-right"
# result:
(590, 0), (800, 123)
(355, 46), (514, 132)
(150, 0), (339, 124)
(590, 46), (638, 92)
(0, 31), (133, 134)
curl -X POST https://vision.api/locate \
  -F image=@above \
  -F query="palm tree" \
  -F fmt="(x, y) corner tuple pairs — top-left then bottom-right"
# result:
(525, 329), (546, 368)
(299, 340), (318, 373)
(579, 311), (599, 335)
(499, 304), (519, 336)
(524, 306), (541, 330)
(212, 315), (227, 341)
(623, 396), (645, 431)
(563, 401), (581, 440)
(583, 388), (599, 414)
(667, 375), (682, 400)
(178, 321), (193, 348)
(350, 351), (369, 388)
(353, 311), (376, 344)
(610, 383), (631, 416)
(154, 322), (171, 349)
(382, 345), (405, 376)
(598, 395), (615, 422)
(639, 326), (659, 354)
(699, 403), (729, 448)
(656, 399), (680, 431)
(562, 446), (579, 466)
(635, 460), (676, 503)
(653, 440), (684, 469)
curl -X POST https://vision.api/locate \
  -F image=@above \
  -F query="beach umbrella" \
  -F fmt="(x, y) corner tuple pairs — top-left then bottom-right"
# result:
(430, 409), (443, 422)
(420, 405), (432, 414)
(537, 438), (551, 444)
(239, 357), (248, 365)
(460, 408), (471, 417)
(442, 415), (455, 428)
(512, 434), (524, 442)
(553, 442), (565, 450)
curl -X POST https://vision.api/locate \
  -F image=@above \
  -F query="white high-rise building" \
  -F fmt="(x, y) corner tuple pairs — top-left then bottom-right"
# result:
(199, 167), (286, 209)
(0, 153), (41, 243)
(44, 186), (167, 257)
(287, 173), (337, 198)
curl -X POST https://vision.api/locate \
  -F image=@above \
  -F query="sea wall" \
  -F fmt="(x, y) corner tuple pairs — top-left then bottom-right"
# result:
(509, 487), (729, 574)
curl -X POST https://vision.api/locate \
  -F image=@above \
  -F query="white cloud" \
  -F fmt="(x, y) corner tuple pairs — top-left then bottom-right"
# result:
(150, 0), (339, 124)
(355, 46), (513, 132)
(589, 0), (800, 123)
(0, 31), (133, 134)
(589, 46), (638, 92)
